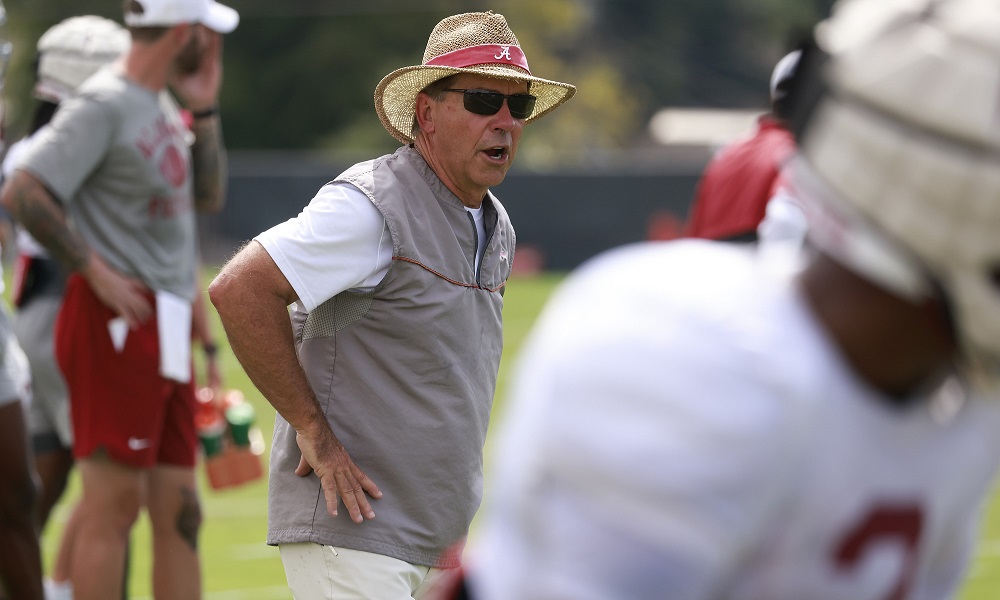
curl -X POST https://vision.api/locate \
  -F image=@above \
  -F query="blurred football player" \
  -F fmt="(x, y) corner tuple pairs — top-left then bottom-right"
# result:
(453, 0), (1000, 598)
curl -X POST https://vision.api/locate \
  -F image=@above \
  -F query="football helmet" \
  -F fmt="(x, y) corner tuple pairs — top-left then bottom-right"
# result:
(793, 0), (1000, 386)
(35, 15), (130, 103)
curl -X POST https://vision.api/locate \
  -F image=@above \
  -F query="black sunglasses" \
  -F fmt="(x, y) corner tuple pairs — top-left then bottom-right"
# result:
(441, 89), (537, 120)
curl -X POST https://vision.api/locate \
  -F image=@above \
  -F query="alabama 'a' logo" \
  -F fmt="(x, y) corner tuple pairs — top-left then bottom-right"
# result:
(160, 144), (187, 188)
(494, 45), (512, 61)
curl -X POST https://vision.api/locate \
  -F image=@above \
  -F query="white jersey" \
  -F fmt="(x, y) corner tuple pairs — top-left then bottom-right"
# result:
(467, 240), (1000, 600)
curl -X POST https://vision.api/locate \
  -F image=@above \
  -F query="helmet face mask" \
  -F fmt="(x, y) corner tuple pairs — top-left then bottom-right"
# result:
(791, 0), (1000, 386)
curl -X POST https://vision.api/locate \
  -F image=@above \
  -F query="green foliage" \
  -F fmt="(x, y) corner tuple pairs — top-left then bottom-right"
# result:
(597, 0), (834, 112)
(39, 271), (565, 597)
(30, 267), (1000, 598)
(963, 485), (1000, 598)
(3, 0), (832, 166)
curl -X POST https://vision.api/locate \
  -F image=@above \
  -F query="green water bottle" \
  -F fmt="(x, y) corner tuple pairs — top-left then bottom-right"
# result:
(225, 401), (256, 448)
(196, 402), (226, 457)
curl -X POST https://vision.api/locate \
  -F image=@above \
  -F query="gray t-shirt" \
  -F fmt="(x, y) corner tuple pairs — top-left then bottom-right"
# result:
(19, 67), (197, 300)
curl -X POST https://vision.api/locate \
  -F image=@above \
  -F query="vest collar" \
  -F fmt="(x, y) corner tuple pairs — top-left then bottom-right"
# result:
(399, 145), (496, 213)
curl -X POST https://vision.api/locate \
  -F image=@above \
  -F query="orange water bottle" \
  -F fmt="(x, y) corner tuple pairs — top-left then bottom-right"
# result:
(195, 388), (225, 459)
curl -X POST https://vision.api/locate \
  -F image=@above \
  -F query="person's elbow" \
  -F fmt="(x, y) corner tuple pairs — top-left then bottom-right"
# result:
(0, 171), (21, 216)
(0, 169), (51, 221)
(207, 262), (254, 323)
(207, 268), (234, 313)
(209, 241), (295, 319)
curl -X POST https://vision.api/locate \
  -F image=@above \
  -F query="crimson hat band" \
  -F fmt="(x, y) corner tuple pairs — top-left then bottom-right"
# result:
(425, 44), (530, 73)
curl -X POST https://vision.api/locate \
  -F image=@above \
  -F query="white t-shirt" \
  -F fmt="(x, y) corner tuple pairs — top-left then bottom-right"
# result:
(20, 70), (198, 300)
(255, 181), (487, 313)
(467, 240), (1000, 600)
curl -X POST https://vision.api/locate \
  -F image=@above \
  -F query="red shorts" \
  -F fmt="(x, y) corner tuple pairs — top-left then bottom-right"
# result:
(56, 274), (197, 468)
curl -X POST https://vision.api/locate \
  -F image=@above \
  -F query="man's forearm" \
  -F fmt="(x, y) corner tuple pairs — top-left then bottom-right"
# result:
(1, 171), (91, 272)
(209, 248), (325, 433)
(219, 294), (325, 432)
(189, 115), (227, 215)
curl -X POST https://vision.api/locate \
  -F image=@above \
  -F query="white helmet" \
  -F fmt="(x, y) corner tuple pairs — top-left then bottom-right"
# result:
(35, 15), (130, 103)
(793, 0), (1000, 386)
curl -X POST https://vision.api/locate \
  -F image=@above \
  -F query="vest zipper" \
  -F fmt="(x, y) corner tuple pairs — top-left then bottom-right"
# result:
(466, 210), (482, 287)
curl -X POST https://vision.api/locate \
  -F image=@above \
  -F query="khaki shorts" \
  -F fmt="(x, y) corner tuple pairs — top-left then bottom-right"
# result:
(279, 543), (450, 600)
(15, 293), (71, 447)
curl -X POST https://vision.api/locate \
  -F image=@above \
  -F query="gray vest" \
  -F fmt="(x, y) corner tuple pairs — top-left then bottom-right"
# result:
(266, 146), (515, 567)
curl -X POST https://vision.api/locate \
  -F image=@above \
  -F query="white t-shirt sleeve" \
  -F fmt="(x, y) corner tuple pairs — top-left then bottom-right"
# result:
(255, 182), (391, 312)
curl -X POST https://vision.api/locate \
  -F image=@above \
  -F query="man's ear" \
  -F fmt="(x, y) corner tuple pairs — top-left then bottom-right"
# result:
(170, 22), (193, 46)
(414, 92), (436, 135)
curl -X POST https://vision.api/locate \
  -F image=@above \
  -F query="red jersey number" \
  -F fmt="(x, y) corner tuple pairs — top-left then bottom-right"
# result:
(833, 503), (924, 600)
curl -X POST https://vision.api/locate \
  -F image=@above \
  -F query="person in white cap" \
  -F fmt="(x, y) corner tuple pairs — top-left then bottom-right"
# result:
(210, 10), (574, 600)
(0, 0), (238, 598)
(449, 0), (1000, 598)
(684, 50), (801, 242)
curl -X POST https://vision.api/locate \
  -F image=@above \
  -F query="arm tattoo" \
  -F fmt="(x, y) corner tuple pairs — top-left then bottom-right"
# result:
(189, 118), (228, 215)
(175, 486), (202, 551)
(7, 176), (91, 272)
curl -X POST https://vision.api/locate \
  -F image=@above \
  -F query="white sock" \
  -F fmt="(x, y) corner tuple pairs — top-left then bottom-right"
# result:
(43, 578), (74, 600)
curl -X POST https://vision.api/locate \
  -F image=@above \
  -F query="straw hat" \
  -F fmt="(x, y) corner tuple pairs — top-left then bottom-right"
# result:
(374, 11), (577, 144)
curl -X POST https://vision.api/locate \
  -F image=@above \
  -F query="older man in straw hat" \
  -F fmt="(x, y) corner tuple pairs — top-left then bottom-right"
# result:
(210, 10), (575, 599)
(450, 0), (1000, 599)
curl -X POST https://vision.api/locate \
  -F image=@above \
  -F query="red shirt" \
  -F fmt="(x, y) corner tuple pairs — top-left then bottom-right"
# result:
(684, 116), (796, 241)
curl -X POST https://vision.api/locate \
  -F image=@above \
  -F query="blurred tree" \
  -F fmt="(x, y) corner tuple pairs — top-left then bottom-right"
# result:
(596, 0), (835, 114)
(3, 0), (118, 145)
(485, 0), (640, 168)
(1, 0), (834, 167)
(314, 0), (640, 168)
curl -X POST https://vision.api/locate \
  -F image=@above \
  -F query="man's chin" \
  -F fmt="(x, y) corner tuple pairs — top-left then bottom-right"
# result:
(480, 166), (512, 189)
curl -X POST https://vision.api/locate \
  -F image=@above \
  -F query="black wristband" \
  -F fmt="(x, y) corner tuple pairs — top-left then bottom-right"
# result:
(192, 106), (219, 120)
(203, 342), (219, 358)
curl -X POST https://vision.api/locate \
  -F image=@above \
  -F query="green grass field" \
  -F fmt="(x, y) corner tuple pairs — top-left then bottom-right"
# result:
(38, 270), (1000, 598)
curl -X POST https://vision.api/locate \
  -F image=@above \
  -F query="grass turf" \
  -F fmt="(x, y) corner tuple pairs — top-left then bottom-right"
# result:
(38, 270), (1000, 598)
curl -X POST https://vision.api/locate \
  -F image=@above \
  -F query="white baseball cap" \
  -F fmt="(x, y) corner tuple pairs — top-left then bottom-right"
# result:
(769, 49), (801, 102)
(124, 0), (239, 34)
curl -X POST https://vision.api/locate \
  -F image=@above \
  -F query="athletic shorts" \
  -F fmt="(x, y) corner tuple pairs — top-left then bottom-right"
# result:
(16, 293), (72, 449)
(55, 274), (197, 468)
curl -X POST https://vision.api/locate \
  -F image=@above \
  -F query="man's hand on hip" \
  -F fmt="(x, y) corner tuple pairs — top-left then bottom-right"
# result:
(294, 428), (383, 524)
